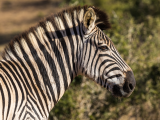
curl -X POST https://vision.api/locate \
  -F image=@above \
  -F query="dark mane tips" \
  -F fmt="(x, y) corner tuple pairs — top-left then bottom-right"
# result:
(60, 5), (111, 30)
(93, 7), (111, 30)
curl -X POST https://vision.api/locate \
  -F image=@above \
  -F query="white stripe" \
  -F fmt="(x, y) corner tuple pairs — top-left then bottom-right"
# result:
(73, 10), (78, 26)
(55, 17), (65, 31)
(64, 13), (73, 28)
(79, 9), (84, 22)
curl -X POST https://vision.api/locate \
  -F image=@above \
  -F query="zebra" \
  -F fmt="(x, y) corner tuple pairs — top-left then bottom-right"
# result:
(0, 5), (136, 120)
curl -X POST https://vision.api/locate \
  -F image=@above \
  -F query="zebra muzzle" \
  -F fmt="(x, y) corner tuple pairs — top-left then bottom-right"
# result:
(110, 70), (136, 97)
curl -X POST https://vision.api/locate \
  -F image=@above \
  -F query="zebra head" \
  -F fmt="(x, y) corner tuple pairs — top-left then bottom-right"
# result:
(79, 7), (136, 97)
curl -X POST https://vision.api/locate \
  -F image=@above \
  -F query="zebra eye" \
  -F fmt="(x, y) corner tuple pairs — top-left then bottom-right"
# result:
(99, 46), (109, 51)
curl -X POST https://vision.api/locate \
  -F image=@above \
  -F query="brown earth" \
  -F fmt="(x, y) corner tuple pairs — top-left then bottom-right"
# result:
(0, 0), (65, 59)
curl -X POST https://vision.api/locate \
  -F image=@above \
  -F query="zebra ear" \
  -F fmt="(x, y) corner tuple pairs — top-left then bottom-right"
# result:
(83, 7), (96, 31)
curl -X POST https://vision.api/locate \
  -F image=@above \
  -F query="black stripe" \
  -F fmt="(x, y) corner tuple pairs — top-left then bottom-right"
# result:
(55, 31), (63, 38)
(107, 74), (122, 79)
(82, 39), (88, 73)
(85, 39), (92, 75)
(105, 67), (121, 76)
(0, 77), (5, 120)
(50, 39), (69, 92)
(90, 49), (98, 75)
(72, 26), (79, 75)
(77, 17), (83, 41)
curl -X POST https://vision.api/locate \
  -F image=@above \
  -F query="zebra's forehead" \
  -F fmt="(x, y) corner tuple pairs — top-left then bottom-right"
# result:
(94, 27), (111, 45)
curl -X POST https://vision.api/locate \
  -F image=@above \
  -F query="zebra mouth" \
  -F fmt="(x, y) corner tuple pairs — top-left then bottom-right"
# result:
(107, 83), (128, 97)
(106, 78), (134, 97)
(111, 84), (133, 97)
(99, 74), (133, 97)
(112, 85), (123, 97)
(103, 76), (129, 97)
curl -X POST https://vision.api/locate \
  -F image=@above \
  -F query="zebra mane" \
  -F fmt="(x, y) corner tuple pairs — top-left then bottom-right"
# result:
(2, 5), (111, 59)
(39, 5), (111, 30)
(42, 5), (111, 30)
(93, 7), (111, 30)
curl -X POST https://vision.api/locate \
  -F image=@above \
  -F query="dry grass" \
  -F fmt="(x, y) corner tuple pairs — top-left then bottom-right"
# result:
(0, 0), (64, 58)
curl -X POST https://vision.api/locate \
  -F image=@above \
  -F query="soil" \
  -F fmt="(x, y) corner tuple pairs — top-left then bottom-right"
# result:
(0, 0), (64, 59)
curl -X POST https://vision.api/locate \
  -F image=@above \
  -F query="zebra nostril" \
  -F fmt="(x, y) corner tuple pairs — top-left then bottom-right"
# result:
(123, 81), (130, 93)
(129, 83), (133, 90)
(123, 82), (134, 93)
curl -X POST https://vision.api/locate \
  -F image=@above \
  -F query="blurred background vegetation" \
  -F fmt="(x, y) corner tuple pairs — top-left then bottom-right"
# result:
(0, 0), (160, 120)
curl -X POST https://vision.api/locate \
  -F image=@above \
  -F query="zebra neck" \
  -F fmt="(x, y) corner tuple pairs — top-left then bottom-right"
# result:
(1, 35), (77, 113)
(1, 7), (87, 116)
